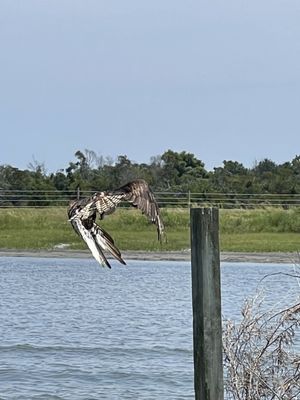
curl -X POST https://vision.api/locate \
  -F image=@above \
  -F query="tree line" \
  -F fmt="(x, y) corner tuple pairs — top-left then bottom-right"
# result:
(1, 149), (300, 206)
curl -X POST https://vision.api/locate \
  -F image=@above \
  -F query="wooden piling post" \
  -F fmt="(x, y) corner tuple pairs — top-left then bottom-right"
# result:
(190, 208), (224, 400)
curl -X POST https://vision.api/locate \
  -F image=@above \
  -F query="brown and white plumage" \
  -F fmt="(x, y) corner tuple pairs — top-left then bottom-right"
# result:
(68, 179), (165, 268)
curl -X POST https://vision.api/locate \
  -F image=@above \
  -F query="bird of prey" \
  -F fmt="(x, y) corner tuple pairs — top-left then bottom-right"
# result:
(68, 179), (165, 268)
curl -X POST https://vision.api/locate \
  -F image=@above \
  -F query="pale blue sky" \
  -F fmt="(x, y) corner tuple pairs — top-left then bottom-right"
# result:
(1, 0), (300, 173)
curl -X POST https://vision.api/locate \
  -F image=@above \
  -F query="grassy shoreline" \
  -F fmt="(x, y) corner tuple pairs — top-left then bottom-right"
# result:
(0, 207), (300, 253)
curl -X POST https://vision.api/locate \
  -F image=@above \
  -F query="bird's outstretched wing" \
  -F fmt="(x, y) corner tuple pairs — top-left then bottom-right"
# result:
(68, 179), (164, 267)
(93, 179), (165, 241)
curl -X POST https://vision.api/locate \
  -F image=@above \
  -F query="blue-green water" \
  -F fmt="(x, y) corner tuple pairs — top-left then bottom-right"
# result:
(0, 257), (298, 399)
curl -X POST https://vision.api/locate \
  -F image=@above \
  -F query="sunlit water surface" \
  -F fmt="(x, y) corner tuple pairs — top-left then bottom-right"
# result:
(0, 257), (299, 399)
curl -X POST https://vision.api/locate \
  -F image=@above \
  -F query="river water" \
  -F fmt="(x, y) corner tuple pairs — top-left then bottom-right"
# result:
(0, 257), (299, 399)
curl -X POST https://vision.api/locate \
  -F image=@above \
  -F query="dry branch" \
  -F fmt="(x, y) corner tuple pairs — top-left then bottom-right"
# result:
(223, 292), (300, 399)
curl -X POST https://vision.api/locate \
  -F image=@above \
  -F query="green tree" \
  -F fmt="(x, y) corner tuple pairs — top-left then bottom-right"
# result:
(160, 150), (207, 189)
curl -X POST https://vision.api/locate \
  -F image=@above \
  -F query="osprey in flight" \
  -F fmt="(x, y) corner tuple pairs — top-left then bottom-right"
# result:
(68, 179), (164, 268)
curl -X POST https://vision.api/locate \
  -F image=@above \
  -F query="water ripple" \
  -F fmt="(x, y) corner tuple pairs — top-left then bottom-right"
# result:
(0, 257), (298, 399)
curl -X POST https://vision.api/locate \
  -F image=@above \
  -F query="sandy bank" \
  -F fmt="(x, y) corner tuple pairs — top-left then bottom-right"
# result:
(0, 249), (299, 264)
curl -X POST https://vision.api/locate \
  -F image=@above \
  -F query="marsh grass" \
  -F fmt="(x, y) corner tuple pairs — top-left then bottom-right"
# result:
(0, 208), (71, 249)
(0, 207), (300, 252)
(220, 207), (300, 233)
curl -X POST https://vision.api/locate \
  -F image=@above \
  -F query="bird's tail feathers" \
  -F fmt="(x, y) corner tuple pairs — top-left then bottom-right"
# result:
(92, 224), (126, 265)
(72, 218), (111, 268)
